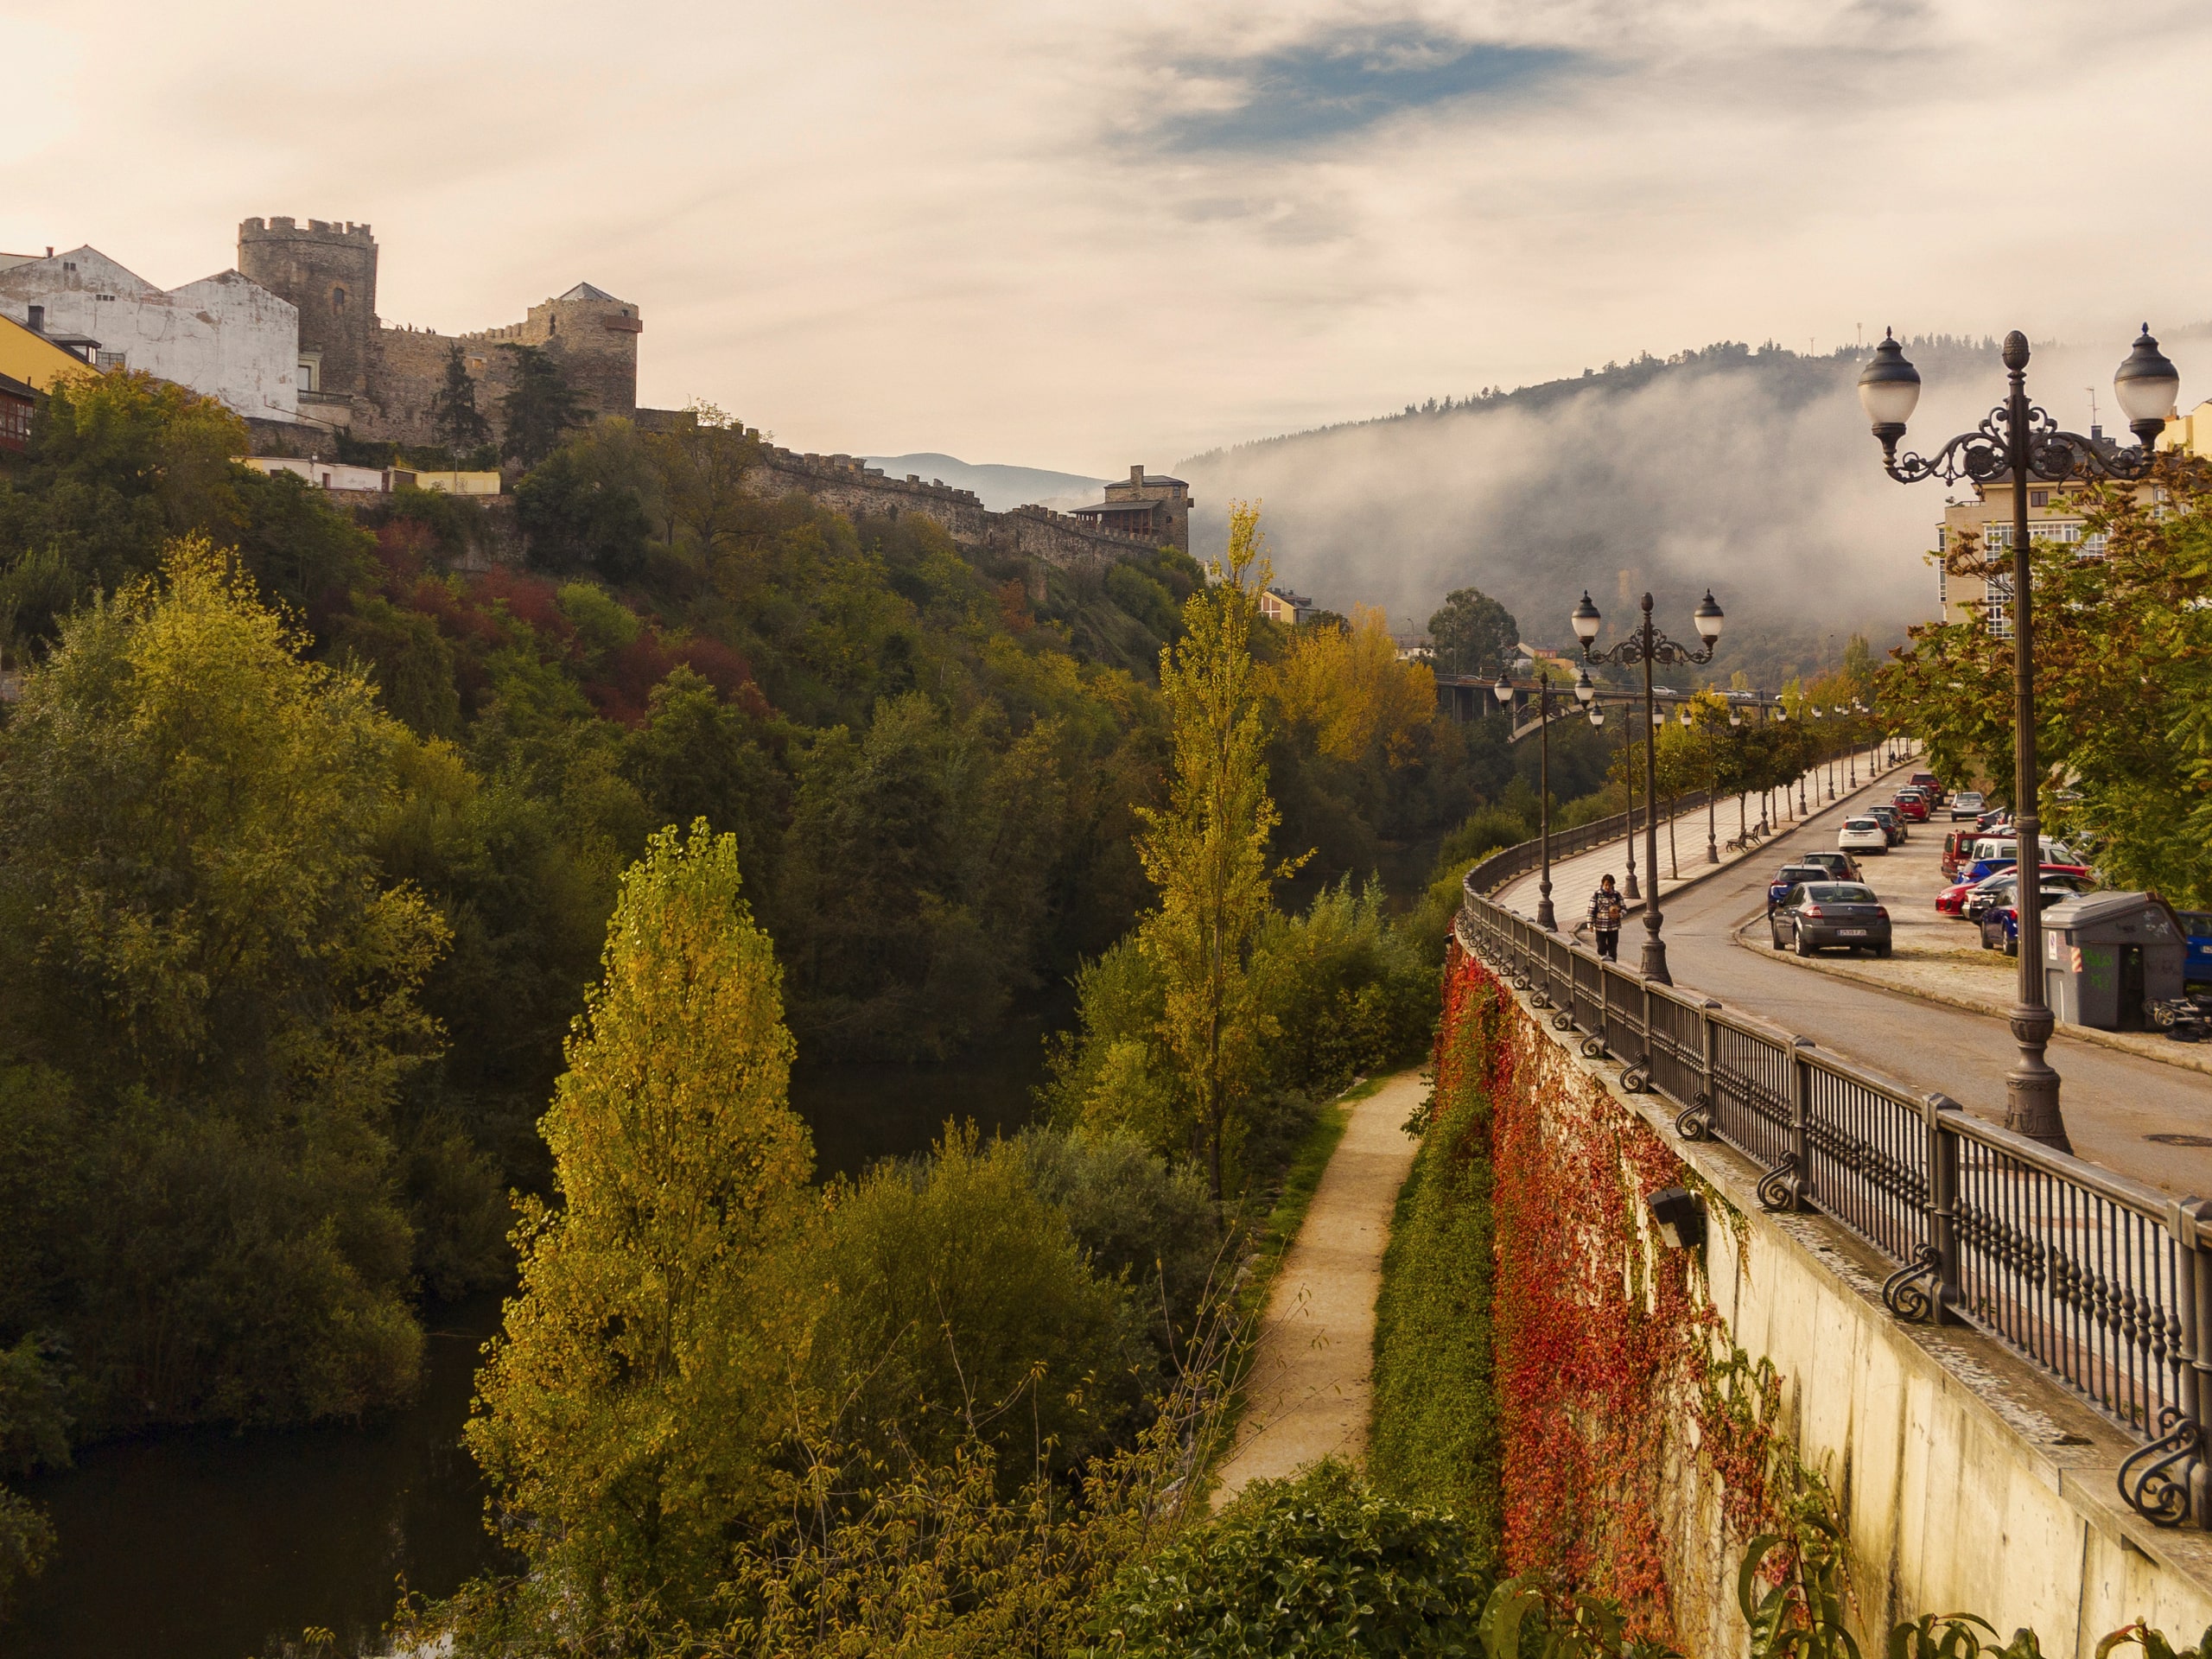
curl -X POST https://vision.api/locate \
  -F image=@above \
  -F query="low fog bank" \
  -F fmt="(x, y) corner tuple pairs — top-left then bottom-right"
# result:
(1177, 333), (2162, 689)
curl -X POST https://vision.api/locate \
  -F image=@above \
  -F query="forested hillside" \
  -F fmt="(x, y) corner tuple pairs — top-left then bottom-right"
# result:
(0, 373), (1588, 1605)
(1178, 334), (2047, 689)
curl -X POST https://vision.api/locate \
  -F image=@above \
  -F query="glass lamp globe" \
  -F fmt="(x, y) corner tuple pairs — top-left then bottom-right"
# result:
(1570, 592), (1602, 645)
(1492, 673), (1514, 706)
(1857, 328), (1922, 436)
(2113, 325), (2180, 440)
(1693, 590), (1726, 644)
(1588, 708), (1605, 728)
(1573, 666), (1595, 704)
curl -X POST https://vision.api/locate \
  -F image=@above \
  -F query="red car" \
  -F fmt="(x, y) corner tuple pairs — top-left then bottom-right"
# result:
(1892, 792), (1930, 823)
(1936, 863), (2092, 915)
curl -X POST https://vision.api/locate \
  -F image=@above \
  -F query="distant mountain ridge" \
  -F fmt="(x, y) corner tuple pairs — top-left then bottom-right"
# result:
(864, 453), (1105, 514)
(1166, 332), (2142, 690)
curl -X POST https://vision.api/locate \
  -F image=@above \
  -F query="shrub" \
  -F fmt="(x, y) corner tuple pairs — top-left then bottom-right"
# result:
(1087, 1459), (1491, 1657)
(1368, 1056), (1501, 1567)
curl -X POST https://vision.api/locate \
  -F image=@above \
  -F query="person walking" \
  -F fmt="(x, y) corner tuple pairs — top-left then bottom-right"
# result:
(1589, 874), (1624, 961)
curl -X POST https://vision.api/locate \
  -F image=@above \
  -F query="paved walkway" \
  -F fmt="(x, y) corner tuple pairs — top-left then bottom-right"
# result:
(1213, 1070), (1424, 1504)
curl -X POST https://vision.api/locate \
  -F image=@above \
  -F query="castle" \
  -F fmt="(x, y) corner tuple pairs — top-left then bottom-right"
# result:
(235, 216), (639, 448)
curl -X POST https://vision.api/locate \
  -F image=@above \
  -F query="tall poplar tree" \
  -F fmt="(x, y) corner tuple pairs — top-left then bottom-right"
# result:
(1135, 502), (1296, 1200)
(467, 821), (813, 1610)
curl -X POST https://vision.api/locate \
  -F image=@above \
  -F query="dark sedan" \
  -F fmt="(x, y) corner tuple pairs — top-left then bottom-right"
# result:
(1769, 882), (1892, 957)
(1768, 863), (1833, 915)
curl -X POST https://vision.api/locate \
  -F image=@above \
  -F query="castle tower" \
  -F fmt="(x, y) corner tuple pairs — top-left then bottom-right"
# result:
(524, 283), (641, 419)
(238, 217), (378, 399)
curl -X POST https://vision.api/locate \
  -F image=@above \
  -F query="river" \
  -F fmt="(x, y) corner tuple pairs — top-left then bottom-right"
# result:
(6, 1034), (1047, 1658)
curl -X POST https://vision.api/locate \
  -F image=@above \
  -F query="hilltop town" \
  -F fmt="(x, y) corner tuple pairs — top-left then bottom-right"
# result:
(0, 217), (1194, 575)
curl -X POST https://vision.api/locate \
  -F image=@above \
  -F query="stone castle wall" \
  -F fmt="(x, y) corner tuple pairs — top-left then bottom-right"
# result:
(239, 216), (638, 448)
(740, 443), (1169, 571)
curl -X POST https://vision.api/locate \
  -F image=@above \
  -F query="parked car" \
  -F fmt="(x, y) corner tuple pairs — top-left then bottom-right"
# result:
(1980, 883), (2094, 955)
(1770, 881), (1892, 957)
(1799, 850), (1864, 882)
(2180, 911), (2212, 988)
(1838, 817), (1891, 856)
(1948, 790), (1986, 820)
(1964, 869), (2094, 924)
(1892, 791), (1930, 823)
(1961, 836), (2077, 884)
(1768, 863), (1834, 916)
(1867, 804), (1907, 844)
(1941, 830), (1978, 879)
(1909, 770), (1942, 800)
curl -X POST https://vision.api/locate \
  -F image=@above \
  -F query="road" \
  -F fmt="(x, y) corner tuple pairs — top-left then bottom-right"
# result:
(1500, 766), (2212, 1198)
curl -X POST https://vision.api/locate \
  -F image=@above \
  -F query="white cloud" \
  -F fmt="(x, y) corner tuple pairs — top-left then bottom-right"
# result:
(1, 0), (2207, 473)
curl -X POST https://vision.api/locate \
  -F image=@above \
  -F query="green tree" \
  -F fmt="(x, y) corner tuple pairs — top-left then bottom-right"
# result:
(513, 421), (657, 582)
(467, 821), (813, 1611)
(0, 537), (446, 1426)
(428, 341), (492, 454)
(498, 342), (585, 468)
(1427, 586), (1519, 679)
(1136, 502), (1296, 1199)
(1881, 464), (2212, 904)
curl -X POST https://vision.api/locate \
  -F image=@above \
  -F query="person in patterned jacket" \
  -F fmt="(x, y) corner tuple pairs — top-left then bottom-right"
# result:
(1588, 874), (1625, 960)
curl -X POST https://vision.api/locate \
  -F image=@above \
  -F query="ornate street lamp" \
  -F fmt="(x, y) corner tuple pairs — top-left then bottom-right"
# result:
(1570, 589), (1724, 983)
(1856, 324), (2177, 1151)
(1496, 669), (1559, 931)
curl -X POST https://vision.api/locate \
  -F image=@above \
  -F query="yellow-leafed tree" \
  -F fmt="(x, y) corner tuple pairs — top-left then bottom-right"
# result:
(467, 821), (813, 1614)
(1268, 603), (1436, 770)
(1135, 502), (1298, 1200)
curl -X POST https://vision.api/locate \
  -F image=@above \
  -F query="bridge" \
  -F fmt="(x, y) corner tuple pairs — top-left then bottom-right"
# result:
(1434, 675), (1784, 743)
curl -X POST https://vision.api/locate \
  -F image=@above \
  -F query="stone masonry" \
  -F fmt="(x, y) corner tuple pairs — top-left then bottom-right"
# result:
(238, 217), (639, 449)
(741, 442), (1178, 572)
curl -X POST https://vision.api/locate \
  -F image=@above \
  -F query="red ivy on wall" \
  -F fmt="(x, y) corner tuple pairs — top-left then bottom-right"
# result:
(1439, 939), (1791, 1643)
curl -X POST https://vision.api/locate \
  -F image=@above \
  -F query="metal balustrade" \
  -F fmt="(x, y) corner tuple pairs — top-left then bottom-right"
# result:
(1459, 854), (2212, 1530)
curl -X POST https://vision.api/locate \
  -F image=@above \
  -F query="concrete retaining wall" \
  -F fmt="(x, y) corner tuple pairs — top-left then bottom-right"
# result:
(1463, 925), (2212, 1656)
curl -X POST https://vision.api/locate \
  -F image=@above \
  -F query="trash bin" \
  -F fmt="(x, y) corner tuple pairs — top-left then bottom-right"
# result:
(2041, 892), (2188, 1032)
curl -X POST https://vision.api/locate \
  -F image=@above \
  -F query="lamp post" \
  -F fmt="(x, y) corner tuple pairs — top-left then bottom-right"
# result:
(1855, 323), (2178, 1152)
(1496, 669), (1558, 931)
(1571, 589), (1725, 984)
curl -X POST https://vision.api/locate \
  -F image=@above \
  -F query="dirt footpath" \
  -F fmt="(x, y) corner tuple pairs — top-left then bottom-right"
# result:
(1211, 1070), (1425, 1506)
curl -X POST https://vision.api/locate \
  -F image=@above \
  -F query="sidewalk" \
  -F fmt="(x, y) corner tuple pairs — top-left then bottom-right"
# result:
(1496, 753), (1917, 936)
(1212, 1070), (1424, 1505)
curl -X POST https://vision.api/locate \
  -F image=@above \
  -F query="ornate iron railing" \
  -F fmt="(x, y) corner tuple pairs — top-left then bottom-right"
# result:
(1459, 855), (2212, 1531)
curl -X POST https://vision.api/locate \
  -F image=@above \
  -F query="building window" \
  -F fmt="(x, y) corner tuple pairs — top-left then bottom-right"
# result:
(298, 354), (320, 392)
(331, 285), (347, 315)
(1986, 572), (2014, 639)
(2030, 489), (2049, 506)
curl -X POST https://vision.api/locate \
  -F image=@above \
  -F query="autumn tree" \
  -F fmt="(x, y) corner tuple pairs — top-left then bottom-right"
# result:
(467, 822), (812, 1611)
(1268, 604), (1436, 771)
(1880, 461), (2212, 905)
(1135, 502), (1299, 1199)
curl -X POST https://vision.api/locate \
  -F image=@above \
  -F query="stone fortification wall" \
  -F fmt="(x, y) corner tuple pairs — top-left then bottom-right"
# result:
(741, 442), (1166, 571)
(238, 217), (376, 399)
(239, 216), (639, 448)
(1445, 936), (2212, 1659)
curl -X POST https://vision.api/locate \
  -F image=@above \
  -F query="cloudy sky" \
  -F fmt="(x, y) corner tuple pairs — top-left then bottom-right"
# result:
(3, 0), (2205, 474)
